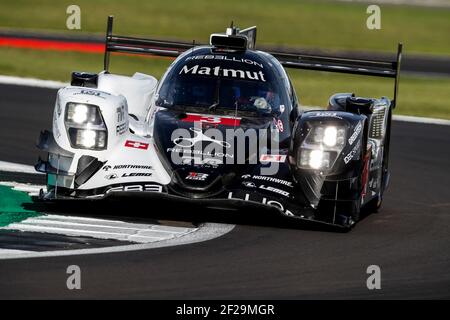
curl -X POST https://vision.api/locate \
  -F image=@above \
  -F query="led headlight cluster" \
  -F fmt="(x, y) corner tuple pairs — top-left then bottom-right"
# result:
(297, 125), (346, 170)
(65, 103), (107, 150)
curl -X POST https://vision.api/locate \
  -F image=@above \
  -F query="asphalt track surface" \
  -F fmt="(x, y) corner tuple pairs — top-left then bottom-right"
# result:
(0, 83), (449, 299)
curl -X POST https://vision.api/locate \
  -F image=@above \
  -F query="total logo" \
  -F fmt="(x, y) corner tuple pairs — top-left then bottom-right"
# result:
(185, 172), (209, 181)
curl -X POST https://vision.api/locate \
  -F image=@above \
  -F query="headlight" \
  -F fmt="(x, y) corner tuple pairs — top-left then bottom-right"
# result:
(299, 149), (332, 170)
(311, 125), (346, 148)
(65, 103), (103, 125)
(68, 128), (107, 150)
(297, 124), (346, 170)
(65, 102), (107, 150)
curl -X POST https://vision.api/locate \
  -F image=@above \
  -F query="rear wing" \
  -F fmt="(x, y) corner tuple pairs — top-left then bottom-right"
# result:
(103, 16), (193, 72)
(103, 16), (402, 107)
(268, 45), (402, 107)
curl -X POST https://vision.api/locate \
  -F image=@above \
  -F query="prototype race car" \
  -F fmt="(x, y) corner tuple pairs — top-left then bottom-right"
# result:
(36, 16), (402, 229)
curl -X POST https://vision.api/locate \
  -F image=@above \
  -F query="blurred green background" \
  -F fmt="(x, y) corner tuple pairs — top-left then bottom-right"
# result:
(1, 0), (449, 118)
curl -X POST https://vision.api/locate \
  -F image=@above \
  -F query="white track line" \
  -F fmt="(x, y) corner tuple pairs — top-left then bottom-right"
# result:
(300, 105), (450, 126)
(0, 181), (44, 196)
(392, 114), (450, 126)
(1, 213), (198, 243)
(0, 75), (68, 89)
(0, 223), (235, 260)
(0, 249), (34, 256)
(0, 160), (43, 174)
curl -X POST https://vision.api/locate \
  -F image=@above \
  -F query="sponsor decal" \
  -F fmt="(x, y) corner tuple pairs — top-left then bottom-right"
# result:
(361, 151), (371, 198)
(116, 106), (125, 122)
(106, 184), (163, 194)
(273, 119), (284, 132)
(242, 175), (293, 187)
(105, 173), (118, 180)
(174, 127), (231, 148)
(242, 181), (257, 188)
(105, 172), (152, 180)
(260, 154), (287, 163)
(80, 89), (101, 96)
(179, 64), (266, 82)
(102, 164), (153, 171)
(182, 114), (241, 126)
(116, 123), (126, 135)
(125, 140), (149, 150)
(348, 121), (362, 145)
(116, 106), (126, 135)
(228, 192), (294, 217)
(121, 172), (152, 178)
(73, 89), (108, 99)
(167, 147), (233, 159)
(344, 140), (361, 164)
(185, 172), (209, 181)
(259, 185), (290, 197)
(185, 55), (264, 68)
(310, 112), (343, 119)
(181, 156), (223, 167)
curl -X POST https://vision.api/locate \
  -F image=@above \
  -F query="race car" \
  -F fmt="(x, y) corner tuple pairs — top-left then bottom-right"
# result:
(35, 16), (402, 229)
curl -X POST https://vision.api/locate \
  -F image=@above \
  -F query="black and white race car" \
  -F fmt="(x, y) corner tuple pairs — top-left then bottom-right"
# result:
(36, 17), (402, 229)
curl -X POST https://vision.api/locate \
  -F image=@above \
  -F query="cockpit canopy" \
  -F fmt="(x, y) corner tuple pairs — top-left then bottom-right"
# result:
(156, 48), (290, 117)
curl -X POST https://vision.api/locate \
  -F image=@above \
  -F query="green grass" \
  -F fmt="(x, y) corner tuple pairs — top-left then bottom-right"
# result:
(1, 47), (449, 119)
(1, 0), (450, 56)
(0, 185), (40, 227)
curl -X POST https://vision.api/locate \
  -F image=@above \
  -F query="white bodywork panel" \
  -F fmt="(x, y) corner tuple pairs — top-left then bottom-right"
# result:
(97, 72), (157, 119)
(78, 134), (171, 190)
(49, 72), (168, 191)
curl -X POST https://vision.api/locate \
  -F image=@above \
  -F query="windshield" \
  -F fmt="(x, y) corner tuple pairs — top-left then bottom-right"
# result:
(156, 55), (286, 117)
